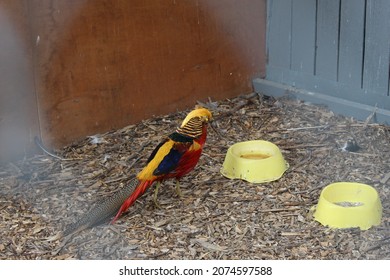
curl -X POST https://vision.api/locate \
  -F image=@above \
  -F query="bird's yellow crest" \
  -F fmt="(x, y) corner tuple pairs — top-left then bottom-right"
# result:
(180, 107), (212, 127)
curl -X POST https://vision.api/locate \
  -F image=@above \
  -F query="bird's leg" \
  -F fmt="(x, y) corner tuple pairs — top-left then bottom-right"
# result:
(175, 180), (182, 198)
(153, 182), (161, 209)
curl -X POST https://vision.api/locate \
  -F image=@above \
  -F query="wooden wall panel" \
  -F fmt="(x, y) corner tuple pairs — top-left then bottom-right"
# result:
(29, 0), (266, 149)
(0, 0), (40, 162)
(259, 0), (390, 125)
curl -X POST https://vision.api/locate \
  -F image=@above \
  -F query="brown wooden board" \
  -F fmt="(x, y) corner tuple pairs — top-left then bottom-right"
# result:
(27, 0), (265, 149)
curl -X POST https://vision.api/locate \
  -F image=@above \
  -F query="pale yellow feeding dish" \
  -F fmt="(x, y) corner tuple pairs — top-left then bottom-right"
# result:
(220, 140), (289, 183)
(313, 182), (382, 230)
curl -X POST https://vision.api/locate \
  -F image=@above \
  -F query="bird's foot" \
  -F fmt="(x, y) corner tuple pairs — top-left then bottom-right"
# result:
(153, 188), (162, 209)
(175, 186), (182, 198)
(153, 198), (162, 209)
(152, 182), (162, 209)
(175, 181), (182, 198)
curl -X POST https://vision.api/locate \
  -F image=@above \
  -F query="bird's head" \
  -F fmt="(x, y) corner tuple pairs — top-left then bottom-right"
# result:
(180, 107), (212, 128)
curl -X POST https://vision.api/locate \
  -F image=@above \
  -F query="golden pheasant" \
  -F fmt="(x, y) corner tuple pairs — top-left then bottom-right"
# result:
(111, 107), (212, 223)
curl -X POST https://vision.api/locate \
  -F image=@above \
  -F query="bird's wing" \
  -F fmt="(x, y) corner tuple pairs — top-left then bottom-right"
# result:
(138, 130), (198, 180)
(153, 141), (192, 176)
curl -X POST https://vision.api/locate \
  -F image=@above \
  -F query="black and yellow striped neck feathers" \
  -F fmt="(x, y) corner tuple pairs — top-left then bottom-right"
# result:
(176, 116), (204, 138)
(175, 107), (212, 139)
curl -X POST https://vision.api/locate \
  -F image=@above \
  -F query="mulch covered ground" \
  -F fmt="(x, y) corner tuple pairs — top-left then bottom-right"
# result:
(1, 93), (389, 259)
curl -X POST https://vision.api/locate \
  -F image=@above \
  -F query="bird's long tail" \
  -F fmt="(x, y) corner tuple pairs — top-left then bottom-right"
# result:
(111, 180), (153, 223)
(63, 177), (139, 237)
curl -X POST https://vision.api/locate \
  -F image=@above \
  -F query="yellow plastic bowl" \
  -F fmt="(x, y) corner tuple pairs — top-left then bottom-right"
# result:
(313, 182), (382, 230)
(220, 140), (289, 183)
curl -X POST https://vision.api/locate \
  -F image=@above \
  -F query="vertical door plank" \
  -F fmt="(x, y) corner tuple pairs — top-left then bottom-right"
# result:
(291, 0), (316, 74)
(363, 0), (390, 95)
(315, 0), (340, 81)
(338, 0), (365, 87)
(267, 0), (292, 69)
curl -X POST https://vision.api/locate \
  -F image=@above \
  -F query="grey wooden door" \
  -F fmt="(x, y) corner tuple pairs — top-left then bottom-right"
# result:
(254, 0), (390, 123)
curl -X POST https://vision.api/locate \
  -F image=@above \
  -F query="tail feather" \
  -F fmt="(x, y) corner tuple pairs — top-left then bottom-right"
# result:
(63, 177), (138, 236)
(111, 180), (152, 223)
